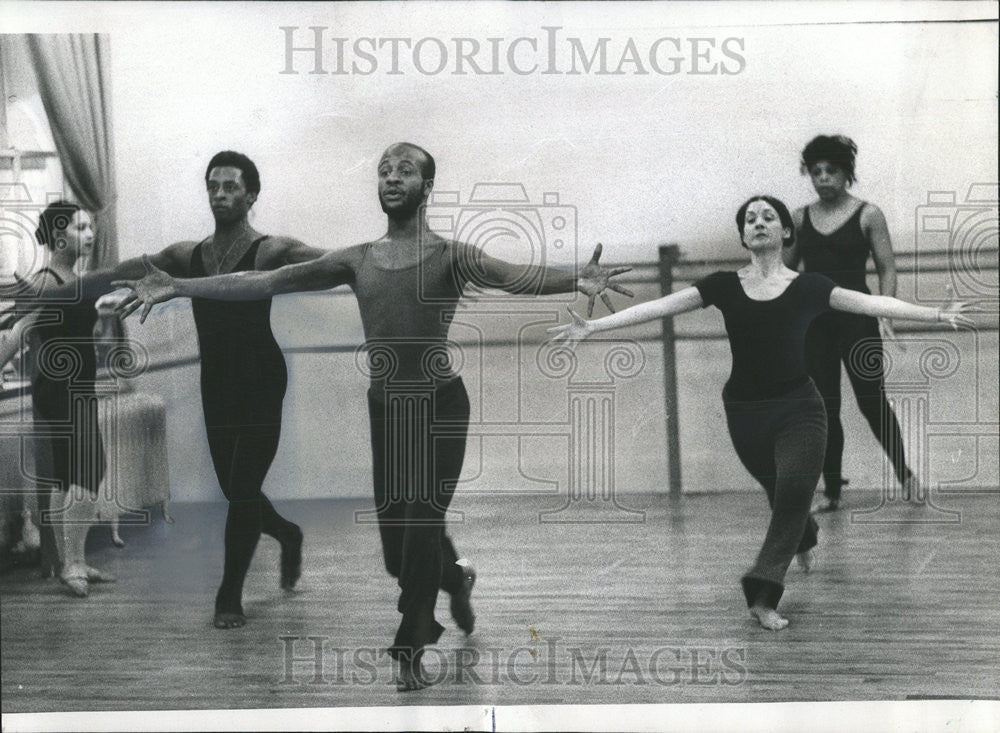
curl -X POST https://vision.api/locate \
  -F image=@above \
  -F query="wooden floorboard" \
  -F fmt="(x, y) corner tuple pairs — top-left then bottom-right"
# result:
(2, 490), (999, 712)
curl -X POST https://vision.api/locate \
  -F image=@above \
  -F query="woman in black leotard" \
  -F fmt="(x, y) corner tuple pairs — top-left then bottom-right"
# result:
(786, 135), (914, 511)
(1, 201), (115, 596)
(549, 195), (972, 630)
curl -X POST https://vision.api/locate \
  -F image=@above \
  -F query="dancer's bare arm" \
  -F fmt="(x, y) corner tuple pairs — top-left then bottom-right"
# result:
(547, 287), (704, 350)
(456, 242), (634, 317)
(0, 270), (63, 368)
(19, 242), (194, 303)
(830, 287), (974, 329)
(114, 248), (358, 323)
(0, 312), (40, 369)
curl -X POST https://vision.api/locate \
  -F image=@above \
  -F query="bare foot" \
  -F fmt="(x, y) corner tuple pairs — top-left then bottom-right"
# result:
(85, 566), (116, 583)
(213, 612), (246, 629)
(750, 605), (789, 630)
(795, 549), (816, 573)
(111, 532), (125, 548)
(811, 497), (839, 513)
(60, 568), (89, 598)
(19, 513), (41, 550)
(161, 501), (174, 524)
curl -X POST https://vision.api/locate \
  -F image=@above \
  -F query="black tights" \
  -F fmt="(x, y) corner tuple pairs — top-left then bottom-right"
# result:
(806, 311), (912, 499)
(368, 378), (469, 658)
(725, 381), (826, 609)
(207, 422), (298, 615)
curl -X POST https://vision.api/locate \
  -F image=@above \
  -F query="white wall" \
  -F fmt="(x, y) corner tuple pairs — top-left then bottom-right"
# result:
(4, 1), (997, 501)
(6, 2), (991, 264)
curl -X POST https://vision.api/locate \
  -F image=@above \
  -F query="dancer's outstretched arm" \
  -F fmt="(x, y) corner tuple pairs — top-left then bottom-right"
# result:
(1, 243), (197, 335)
(1, 270), (63, 373)
(114, 249), (356, 323)
(8, 243), (194, 304)
(456, 242), (634, 317)
(830, 286), (975, 330)
(548, 287), (704, 350)
(0, 313), (38, 370)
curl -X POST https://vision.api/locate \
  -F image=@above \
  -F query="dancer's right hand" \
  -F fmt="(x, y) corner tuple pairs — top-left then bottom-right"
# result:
(112, 255), (179, 324)
(546, 307), (593, 351)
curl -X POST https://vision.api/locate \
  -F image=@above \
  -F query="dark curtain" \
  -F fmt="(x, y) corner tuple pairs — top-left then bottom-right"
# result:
(26, 34), (118, 267)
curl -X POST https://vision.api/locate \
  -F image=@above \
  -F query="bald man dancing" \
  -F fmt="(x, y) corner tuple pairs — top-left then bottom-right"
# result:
(116, 142), (632, 690)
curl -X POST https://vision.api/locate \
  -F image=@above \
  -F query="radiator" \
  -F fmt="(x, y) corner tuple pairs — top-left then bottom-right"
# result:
(97, 390), (170, 523)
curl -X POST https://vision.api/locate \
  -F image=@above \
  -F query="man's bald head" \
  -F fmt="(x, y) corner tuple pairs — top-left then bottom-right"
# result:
(380, 143), (436, 181)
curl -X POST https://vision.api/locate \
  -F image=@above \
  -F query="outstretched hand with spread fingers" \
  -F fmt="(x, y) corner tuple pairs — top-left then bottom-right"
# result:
(577, 243), (633, 317)
(938, 286), (978, 330)
(111, 255), (178, 324)
(547, 307), (593, 352)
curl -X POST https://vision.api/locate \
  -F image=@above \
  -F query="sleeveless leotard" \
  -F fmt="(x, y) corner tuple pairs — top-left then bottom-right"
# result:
(190, 237), (288, 431)
(30, 268), (105, 492)
(796, 204), (870, 293)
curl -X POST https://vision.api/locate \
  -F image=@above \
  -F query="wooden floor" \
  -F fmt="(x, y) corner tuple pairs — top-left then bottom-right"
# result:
(2, 490), (999, 714)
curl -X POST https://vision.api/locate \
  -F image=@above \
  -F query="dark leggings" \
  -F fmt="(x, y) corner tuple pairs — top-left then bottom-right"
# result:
(206, 415), (299, 615)
(368, 378), (469, 658)
(725, 381), (826, 609)
(806, 311), (912, 499)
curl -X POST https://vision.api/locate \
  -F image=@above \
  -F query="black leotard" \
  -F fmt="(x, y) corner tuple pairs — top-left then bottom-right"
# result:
(30, 268), (104, 493)
(190, 238), (287, 432)
(797, 204), (870, 292)
(797, 203), (913, 497)
(694, 271), (836, 401)
(189, 237), (298, 616)
(694, 270), (835, 608)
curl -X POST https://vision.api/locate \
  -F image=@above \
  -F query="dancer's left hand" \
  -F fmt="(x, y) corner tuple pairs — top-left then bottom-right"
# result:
(577, 243), (634, 317)
(112, 255), (178, 324)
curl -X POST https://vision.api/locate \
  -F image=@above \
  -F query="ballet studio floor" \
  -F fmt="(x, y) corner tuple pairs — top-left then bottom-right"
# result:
(2, 490), (998, 714)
